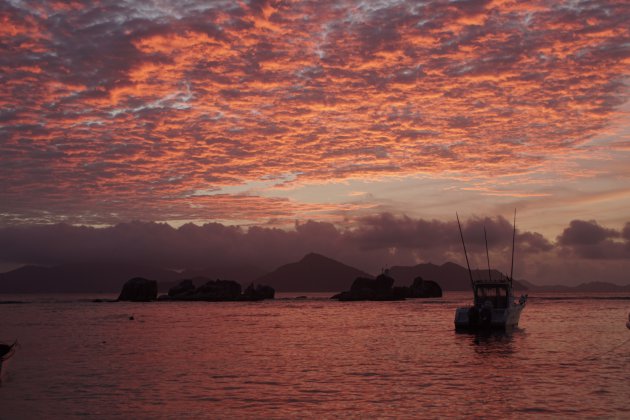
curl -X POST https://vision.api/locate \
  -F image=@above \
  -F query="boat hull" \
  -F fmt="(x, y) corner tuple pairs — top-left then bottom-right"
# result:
(454, 305), (524, 331)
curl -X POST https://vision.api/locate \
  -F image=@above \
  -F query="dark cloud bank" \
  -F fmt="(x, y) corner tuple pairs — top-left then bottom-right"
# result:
(1, 215), (628, 286)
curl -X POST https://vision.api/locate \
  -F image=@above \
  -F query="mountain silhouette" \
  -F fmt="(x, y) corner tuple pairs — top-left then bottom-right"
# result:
(0, 263), (180, 293)
(518, 280), (630, 293)
(1, 256), (628, 294)
(255, 253), (373, 292)
(388, 262), (529, 290)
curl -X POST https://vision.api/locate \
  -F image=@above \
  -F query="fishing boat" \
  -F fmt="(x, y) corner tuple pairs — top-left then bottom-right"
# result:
(0, 341), (17, 377)
(454, 211), (528, 331)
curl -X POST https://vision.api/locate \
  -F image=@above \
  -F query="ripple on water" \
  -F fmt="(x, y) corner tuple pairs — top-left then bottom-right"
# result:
(0, 292), (629, 417)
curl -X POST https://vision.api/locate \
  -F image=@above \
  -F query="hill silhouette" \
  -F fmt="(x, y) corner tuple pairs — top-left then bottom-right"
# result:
(1, 254), (629, 293)
(255, 253), (373, 292)
(0, 262), (268, 294)
(388, 262), (529, 291)
(0, 263), (180, 293)
(518, 280), (630, 293)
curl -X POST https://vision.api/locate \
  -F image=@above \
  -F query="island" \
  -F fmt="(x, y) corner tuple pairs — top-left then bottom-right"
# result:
(331, 273), (442, 301)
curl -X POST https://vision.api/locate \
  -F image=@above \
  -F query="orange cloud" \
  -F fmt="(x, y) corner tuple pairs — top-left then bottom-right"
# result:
(0, 0), (628, 225)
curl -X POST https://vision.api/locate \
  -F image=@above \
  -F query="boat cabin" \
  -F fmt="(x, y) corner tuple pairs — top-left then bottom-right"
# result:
(473, 282), (510, 309)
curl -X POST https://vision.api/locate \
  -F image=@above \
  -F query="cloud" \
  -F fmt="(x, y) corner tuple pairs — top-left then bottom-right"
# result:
(0, 213), (556, 274)
(3, 215), (630, 285)
(557, 219), (629, 259)
(557, 219), (619, 246)
(0, 0), (628, 224)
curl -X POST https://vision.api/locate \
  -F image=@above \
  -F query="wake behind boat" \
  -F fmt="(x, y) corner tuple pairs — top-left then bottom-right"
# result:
(454, 211), (527, 331)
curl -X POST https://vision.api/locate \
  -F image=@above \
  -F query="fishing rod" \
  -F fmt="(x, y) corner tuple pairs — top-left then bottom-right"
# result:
(484, 225), (492, 282)
(456, 212), (474, 290)
(510, 209), (516, 285)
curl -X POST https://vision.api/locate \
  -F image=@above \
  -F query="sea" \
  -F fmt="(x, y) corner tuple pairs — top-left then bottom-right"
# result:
(1, 292), (629, 419)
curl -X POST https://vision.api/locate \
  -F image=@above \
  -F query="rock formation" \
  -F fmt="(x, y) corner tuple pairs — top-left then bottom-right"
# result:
(118, 277), (158, 301)
(332, 273), (443, 301)
(332, 273), (407, 301)
(152, 278), (275, 301)
(242, 283), (275, 300)
(407, 277), (443, 298)
(195, 279), (242, 301)
(167, 279), (196, 298)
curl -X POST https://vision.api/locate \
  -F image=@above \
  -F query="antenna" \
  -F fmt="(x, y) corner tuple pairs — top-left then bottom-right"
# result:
(510, 209), (516, 283)
(456, 213), (474, 289)
(484, 225), (492, 282)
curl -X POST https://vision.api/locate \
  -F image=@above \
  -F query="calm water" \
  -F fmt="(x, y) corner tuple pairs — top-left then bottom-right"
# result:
(1, 292), (629, 418)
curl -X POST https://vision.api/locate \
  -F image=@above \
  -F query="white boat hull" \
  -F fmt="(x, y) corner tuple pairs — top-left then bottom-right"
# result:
(454, 304), (524, 330)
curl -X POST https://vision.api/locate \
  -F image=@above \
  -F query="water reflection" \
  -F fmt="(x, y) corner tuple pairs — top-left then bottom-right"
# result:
(455, 328), (523, 358)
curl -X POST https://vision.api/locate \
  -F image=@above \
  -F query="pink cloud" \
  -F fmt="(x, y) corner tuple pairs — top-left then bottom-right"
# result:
(0, 0), (628, 224)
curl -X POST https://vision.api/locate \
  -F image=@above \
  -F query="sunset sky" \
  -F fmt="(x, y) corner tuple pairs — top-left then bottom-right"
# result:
(1, 0), (629, 284)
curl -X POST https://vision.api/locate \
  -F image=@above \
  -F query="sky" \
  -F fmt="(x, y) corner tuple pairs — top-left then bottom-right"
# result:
(1, 0), (629, 284)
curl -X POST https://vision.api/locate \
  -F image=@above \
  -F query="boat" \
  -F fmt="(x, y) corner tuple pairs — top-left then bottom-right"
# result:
(454, 211), (528, 331)
(0, 341), (17, 377)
